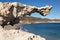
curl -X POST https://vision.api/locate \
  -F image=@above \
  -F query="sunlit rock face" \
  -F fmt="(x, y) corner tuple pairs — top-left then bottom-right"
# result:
(0, 2), (52, 27)
(37, 6), (52, 16)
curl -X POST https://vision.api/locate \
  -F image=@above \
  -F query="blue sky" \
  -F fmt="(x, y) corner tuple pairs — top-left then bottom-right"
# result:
(0, 0), (60, 19)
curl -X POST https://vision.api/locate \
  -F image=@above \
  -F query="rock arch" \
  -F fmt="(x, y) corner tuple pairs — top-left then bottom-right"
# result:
(0, 2), (52, 27)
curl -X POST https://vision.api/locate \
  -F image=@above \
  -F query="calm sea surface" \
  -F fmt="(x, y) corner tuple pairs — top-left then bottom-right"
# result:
(20, 23), (60, 40)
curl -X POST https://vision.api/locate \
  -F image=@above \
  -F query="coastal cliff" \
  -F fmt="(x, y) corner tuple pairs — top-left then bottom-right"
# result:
(20, 16), (60, 24)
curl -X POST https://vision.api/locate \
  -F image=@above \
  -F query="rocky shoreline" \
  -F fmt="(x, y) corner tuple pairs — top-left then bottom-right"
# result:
(0, 25), (46, 40)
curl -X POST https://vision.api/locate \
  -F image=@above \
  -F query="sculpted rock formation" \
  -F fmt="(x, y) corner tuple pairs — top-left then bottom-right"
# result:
(0, 2), (52, 27)
(0, 2), (52, 40)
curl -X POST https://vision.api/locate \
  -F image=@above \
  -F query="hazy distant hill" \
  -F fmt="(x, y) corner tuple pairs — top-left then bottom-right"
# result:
(20, 16), (60, 24)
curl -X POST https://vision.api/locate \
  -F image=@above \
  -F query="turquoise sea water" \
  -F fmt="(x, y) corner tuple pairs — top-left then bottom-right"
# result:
(20, 23), (60, 40)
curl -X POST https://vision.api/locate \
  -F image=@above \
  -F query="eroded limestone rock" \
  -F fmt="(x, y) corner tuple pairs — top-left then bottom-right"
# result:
(0, 2), (52, 27)
(0, 2), (53, 40)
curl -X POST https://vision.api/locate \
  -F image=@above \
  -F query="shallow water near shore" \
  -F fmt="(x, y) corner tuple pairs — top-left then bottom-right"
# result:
(20, 23), (60, 40)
